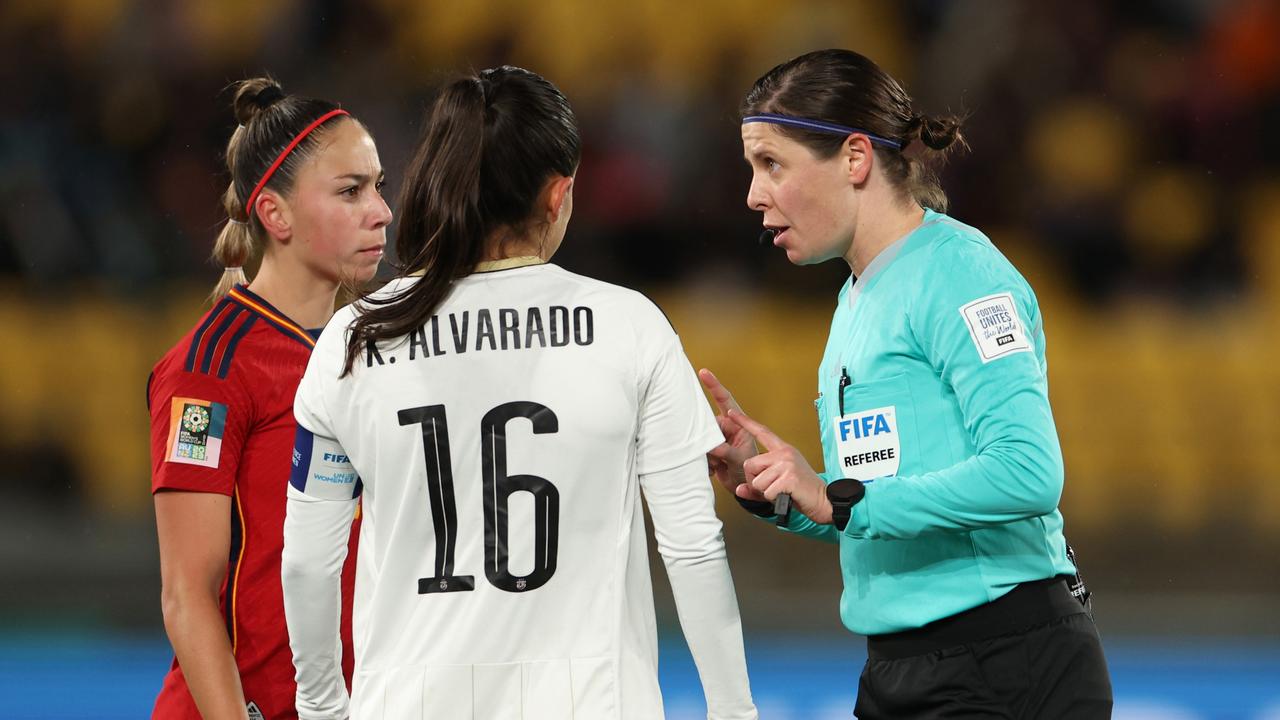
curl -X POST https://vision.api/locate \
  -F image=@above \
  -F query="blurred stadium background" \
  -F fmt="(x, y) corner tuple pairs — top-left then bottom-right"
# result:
(2, 0), (1279, 717)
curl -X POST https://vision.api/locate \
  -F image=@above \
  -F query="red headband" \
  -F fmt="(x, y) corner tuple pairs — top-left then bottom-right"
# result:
(243, 108), (350, 221)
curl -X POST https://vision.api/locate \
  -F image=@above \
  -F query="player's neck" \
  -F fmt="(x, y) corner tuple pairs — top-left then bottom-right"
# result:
(247, 260), (338, 330)
(480, 226), (553, 263)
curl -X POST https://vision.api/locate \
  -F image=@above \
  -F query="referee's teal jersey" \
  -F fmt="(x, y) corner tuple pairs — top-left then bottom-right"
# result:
(782, 209), (1077, 636)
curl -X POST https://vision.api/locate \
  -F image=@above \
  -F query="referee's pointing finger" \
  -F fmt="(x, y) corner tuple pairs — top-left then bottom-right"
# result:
(698, 368), (742, 415)
(726, 408), (783, 451)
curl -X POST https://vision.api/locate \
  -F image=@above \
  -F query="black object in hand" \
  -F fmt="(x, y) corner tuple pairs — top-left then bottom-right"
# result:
(774, 493), (792, 527)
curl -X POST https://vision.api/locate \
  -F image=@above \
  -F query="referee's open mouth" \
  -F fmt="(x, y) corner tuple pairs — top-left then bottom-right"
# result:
(764, 224), (790, 244)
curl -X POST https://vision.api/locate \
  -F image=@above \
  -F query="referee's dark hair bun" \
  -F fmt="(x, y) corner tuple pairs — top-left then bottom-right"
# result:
(917, 113), (963, 152)
(231, 77), (287, 126)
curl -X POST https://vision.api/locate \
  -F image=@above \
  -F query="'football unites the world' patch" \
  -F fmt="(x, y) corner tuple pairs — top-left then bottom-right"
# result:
(959, 292), (1032, 363)
(165, 397), (228, 468)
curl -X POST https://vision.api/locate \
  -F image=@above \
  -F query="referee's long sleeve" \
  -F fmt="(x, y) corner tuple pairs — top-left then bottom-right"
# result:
(842, 239), (1064, 541)
(641, 456), (758, 720)
(281, 485), (357, 720)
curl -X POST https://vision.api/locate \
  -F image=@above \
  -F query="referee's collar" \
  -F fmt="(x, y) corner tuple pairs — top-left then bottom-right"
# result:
(847, 211), (940, 308)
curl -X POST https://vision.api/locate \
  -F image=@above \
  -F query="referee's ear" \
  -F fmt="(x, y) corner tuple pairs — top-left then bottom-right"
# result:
(842, 133), (874, 187)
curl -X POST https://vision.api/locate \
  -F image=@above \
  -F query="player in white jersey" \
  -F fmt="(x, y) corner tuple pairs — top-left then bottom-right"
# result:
(280, 65), (757, 720)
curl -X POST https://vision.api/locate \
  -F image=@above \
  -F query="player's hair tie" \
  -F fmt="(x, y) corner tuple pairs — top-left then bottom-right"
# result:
(242, 108), (350, 220)
(742, 112), (902, 149)
(252, 85), (286, 109)
(227, 217), (248, 226)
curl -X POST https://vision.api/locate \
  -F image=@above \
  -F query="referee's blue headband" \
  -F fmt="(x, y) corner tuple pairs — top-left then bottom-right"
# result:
(741, 113), (903, 150)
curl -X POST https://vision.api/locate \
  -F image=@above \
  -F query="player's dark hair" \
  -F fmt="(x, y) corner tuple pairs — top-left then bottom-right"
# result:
(211, 77), (357, 300)
(742, 49), (967, 212)
(341, 65), (581, 376)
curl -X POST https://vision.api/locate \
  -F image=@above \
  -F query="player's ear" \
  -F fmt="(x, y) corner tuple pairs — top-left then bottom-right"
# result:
(544, 175), (574, 224)
(255, 191), (293, 243)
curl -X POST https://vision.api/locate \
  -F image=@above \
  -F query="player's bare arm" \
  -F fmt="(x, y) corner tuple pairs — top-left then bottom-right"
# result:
(155, 490), (250, 720)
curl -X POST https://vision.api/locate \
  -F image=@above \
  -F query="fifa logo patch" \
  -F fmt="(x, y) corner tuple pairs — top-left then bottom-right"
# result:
(165, 397), (228, 468)
(838, 413), (892, 441)
(834, 405), (900, 480)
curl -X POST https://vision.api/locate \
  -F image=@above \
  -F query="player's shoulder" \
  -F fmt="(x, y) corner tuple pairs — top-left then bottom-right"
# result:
(153, 294), (257, 383)
(152, 286), (315, 392)
(540, 265), (676, 333)
(540, 265), (675, 315)
(149, 303), (252, 415)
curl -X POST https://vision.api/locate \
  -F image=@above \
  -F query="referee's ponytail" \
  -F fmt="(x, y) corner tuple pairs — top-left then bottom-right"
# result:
(342, 65), (581, 377)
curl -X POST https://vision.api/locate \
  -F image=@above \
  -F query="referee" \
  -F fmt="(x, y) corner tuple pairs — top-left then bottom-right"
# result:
(701, 49), (1113, 718)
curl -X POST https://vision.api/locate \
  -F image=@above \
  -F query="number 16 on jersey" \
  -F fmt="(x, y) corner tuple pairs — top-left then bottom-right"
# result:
(397, 402), (561, 595)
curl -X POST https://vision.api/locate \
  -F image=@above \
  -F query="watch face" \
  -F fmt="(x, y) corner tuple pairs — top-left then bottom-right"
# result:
(828, 479), (865, 504)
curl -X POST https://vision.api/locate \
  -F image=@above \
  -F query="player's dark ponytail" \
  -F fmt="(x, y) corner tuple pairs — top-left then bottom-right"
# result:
(341, 66), (580, 376)
(210, 77), (357, 301)
(742, 49), (967, 212)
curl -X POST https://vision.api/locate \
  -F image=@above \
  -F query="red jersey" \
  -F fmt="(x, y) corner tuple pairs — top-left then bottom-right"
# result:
(148, 285), (357, 720)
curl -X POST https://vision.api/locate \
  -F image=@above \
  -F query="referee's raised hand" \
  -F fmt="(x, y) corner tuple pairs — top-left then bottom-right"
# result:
(726, 409), (832, 525)
(698, 368), (767, 502)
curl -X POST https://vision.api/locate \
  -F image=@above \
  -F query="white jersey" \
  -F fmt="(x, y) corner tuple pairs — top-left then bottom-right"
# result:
(282, 263), (756, 720)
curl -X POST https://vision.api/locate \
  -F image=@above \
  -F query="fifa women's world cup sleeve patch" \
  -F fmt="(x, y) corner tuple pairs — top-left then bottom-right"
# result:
(165, 397), (229, 468)
(958, 292), (1033, 363)
(289, 425), (362, 500)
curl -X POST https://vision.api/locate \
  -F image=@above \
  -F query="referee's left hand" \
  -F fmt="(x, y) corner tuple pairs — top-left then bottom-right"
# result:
(727, 409), (833, 525)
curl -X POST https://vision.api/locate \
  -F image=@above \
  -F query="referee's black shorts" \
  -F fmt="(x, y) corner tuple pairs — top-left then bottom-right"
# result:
(854, 576), (1113, 719)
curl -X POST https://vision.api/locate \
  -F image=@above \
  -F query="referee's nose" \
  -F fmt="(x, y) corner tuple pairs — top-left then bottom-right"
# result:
(746, 172), (771, 212)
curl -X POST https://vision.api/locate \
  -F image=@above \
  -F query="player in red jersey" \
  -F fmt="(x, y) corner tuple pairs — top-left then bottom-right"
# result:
(147, 77), (391, 720)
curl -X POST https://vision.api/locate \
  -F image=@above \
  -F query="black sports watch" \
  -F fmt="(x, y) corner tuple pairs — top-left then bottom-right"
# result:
(827, 478), (866, 531)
